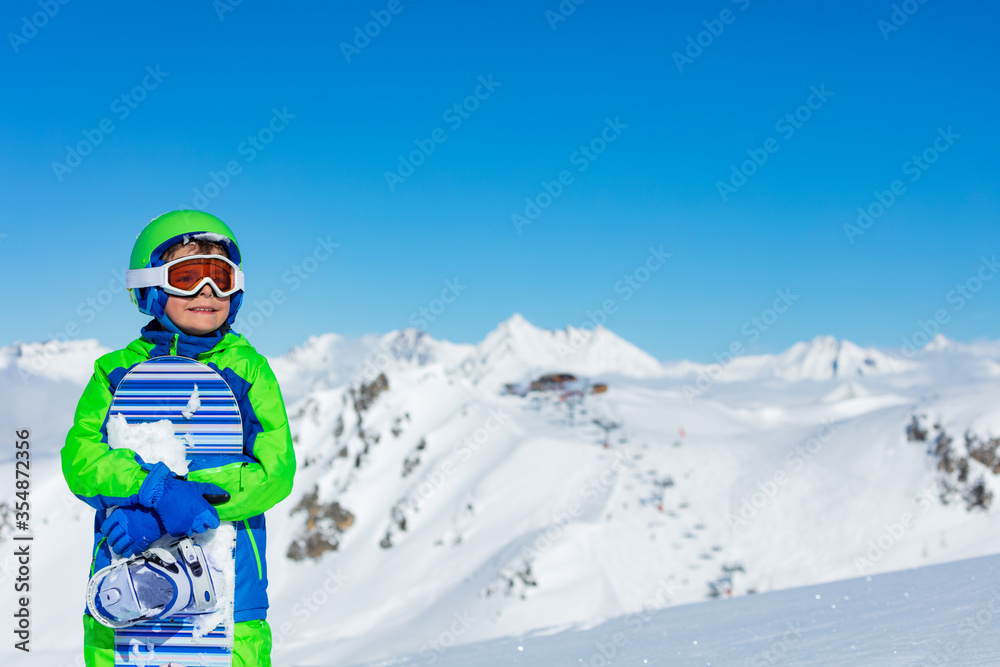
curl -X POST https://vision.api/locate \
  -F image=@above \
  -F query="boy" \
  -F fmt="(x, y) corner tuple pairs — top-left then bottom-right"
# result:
(61, 210), (296, 666)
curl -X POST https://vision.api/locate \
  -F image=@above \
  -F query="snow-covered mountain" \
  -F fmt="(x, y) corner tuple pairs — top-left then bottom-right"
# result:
(453, 313), (667, 390)
(0, 339), (110, 460)
(270, 314), (918, 402)
(736, 334), (914, 381)
(657, 334), (916, 386)
(270, 328), (475, 405)
(0, 338), (108, 385)
(4, 316), (1000, 667)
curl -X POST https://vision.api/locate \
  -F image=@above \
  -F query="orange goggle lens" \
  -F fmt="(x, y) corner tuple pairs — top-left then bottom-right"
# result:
(166, 256), (236, 293)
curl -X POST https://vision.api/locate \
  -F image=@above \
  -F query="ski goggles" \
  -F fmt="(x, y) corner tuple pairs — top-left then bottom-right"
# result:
(126, 255), (245, 297)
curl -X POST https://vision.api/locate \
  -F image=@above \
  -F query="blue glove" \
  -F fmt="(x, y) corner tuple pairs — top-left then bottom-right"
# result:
(100, 507), (166, 557)
(137, 462), (228, 537)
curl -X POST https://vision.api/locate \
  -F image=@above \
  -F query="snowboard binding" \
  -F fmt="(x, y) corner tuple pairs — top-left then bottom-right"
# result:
(87, 537), (217, 629)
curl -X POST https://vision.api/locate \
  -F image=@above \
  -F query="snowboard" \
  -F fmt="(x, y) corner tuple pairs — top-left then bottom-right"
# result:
(105, 355), (242, 667)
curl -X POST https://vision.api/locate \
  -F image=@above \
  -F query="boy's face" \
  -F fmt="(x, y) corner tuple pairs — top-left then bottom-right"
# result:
(161, 244), (231, 336)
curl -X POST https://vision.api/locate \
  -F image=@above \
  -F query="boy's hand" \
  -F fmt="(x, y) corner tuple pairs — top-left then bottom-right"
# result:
(137, 462), (228, 537)
(100, 507), (166, 557)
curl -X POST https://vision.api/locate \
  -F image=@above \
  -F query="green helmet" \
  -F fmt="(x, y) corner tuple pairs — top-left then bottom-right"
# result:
(129, 210), (244, 331)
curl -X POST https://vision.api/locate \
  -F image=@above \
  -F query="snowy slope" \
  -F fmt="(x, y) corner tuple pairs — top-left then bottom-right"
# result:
(3, 320), (1000, 666)
(362, 552), (1000, 667)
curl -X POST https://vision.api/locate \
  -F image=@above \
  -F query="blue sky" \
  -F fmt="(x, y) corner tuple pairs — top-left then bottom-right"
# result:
(1, 0), (997, 361)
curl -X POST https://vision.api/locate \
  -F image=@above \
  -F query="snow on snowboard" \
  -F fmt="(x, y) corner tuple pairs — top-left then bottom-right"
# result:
(87, 356), (242, 666)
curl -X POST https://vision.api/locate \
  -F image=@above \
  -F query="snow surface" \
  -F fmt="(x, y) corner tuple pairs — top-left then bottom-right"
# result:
(191, 523), (237, 641)
(0, 338), (108, 462)
(182, 232), (233, 248)
(360, 553), (1000, 666)
(4, 316), (1000, 666)
(107, 414), (189, 476)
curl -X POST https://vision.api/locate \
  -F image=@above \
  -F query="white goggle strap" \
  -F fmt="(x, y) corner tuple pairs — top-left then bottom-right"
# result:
(126, 266), (168, 289)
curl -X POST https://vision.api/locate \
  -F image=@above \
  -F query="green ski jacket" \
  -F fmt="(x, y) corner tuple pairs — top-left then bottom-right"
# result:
(61, 322), (297, 622)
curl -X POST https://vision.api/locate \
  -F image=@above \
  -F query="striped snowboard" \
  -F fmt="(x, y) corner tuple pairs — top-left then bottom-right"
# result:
(108, 356), (239, 667)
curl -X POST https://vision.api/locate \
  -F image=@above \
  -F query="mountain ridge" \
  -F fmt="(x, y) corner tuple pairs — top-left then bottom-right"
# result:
(2, 314), (977, 392)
